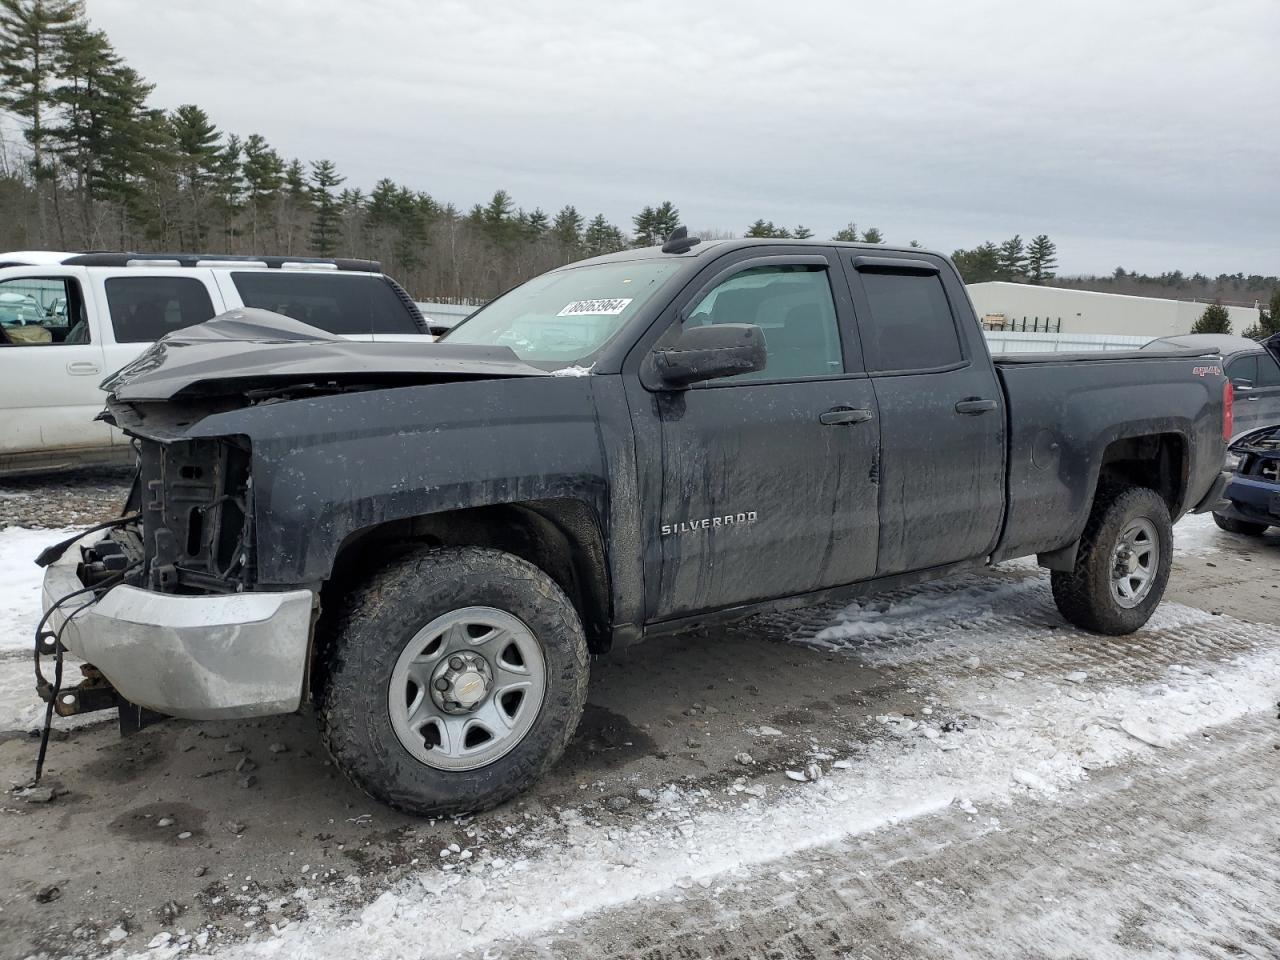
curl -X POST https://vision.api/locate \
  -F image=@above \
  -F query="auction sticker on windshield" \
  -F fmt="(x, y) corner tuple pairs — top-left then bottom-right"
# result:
(557, 298), (633, 317)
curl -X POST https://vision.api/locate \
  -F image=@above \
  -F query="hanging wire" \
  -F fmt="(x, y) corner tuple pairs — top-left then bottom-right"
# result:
(31, 561), (140, 784)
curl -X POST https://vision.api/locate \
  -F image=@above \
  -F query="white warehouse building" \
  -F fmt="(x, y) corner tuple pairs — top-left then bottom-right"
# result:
(966, 281), (1259, 340)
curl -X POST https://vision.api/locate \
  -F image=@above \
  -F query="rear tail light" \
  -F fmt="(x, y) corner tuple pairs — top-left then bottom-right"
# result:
(1223, 381), (1234, 442)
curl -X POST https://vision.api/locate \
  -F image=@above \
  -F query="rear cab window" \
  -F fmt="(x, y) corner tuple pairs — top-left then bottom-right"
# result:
(856, 268), (963, 373)
(231, 272), (420, 336)
(105, 276), (217, 343)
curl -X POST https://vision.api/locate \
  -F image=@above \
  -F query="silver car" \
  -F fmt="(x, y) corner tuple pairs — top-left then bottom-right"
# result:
(1143, 334), (1280, 437)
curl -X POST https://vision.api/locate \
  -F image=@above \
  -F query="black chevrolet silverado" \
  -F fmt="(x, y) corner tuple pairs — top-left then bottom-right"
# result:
(40, 237), (1232, 815)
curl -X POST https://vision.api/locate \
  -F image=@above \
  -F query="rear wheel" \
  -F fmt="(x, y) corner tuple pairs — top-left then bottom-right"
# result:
(1212, 512), (1269, 536)
(315, 545), (589, 816)
(1051, 485), (1172, 635)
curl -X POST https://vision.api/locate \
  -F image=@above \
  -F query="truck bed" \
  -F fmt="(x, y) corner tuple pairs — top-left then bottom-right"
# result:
(993, 347), (1227, 563)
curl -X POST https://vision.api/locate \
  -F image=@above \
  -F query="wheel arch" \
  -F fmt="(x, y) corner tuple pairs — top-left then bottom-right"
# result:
(318, 498), (613, 658)
(1038, 431), (1187, 572)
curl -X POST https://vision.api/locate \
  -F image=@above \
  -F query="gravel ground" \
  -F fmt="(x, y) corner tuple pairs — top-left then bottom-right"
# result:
(0, 468), (133, 529)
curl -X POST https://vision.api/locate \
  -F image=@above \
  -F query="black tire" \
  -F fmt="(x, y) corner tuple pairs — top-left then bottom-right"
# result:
(1212, 512), (1268, 536)
(1051, 485), (1173, 635)
(315, 545), (589, 816)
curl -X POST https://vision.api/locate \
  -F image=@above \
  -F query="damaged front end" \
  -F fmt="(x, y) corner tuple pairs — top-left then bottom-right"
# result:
(1218, 424), (1280, 528)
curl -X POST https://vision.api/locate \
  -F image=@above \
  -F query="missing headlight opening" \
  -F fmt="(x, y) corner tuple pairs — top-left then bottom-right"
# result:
(138, 437), (254, 593)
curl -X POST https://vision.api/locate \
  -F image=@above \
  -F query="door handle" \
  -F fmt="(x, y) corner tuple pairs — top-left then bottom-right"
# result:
(66, 361), (101, 376)
(955, 398), (997, 415)
(1246, 395), (1259, 401)
(819, 406), (874, 426)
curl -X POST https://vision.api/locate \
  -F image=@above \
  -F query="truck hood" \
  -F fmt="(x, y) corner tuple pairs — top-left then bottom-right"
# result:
(102, 308), (549, 401)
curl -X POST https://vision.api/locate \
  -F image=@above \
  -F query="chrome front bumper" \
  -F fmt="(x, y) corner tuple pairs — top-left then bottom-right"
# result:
(41, 540), (315, 720)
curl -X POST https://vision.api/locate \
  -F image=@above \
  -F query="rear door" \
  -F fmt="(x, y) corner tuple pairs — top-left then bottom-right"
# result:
(89, 269), (223, 447)
(842, 255), (1005, 575)
(628, 247), (882, 621)
(0, 268), (113, 455)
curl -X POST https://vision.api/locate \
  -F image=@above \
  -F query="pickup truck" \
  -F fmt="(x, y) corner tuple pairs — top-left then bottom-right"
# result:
(39, 236), (1231, 816)
(0, 251), (428, 475)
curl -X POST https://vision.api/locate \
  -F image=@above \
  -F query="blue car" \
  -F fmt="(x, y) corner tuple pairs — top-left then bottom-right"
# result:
(1214, 423), (1280, 535)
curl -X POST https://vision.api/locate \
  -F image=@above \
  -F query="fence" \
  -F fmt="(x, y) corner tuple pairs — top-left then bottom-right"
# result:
(984, 331), (1150, 354)
(981, 314), (1063, 333)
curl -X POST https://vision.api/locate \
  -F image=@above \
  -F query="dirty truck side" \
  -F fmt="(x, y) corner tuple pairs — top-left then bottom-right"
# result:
(40, 239), (1231, 815)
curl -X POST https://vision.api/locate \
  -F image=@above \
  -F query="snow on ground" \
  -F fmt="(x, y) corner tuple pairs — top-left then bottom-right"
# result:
(91, 513), (1260, 960)
(0, 525), (76, 655)
(0, 526), (83, 732)
(194, 618), (1280, 960)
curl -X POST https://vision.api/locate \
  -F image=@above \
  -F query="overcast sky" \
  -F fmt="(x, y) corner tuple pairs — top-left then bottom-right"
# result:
(87, 0), (1278, 276)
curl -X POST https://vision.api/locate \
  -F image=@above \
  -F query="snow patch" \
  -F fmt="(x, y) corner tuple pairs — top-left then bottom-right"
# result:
(207, 628), (1280, 960)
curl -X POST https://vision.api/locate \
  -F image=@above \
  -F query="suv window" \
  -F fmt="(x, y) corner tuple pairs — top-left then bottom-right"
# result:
(858, 270), (962, 372)
(231, 272), (419, 336)
(685, 265), (842, 382)
(1254, 353), (1280, 388)
(105, 277), (216, 343)
(1227, 355), (1258, 386)
(0, 277), (86, 346)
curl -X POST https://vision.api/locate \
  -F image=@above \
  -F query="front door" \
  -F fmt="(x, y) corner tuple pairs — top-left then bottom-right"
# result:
(0, 272), (113, 456)
(632, 248), (881, 622)
(842, 254), (1006, 575)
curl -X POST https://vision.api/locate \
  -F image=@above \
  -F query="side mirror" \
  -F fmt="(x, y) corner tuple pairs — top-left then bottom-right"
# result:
(651, 323), (767, 387)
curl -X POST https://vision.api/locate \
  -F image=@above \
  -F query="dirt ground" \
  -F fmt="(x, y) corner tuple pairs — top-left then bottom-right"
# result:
(2, 470), (1278, 960)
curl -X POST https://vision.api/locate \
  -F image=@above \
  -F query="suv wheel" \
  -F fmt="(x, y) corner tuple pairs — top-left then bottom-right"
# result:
(316, 546), (589, 816)
(1212, 512), (1269, 536)
(1051, 485), (1173, 635)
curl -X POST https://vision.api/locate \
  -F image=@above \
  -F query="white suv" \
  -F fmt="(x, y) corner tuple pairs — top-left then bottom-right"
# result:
(0, 251), (429, 475)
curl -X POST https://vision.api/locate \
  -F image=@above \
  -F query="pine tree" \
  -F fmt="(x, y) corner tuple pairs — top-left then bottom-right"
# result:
(1191, 301), (1230, 335)
(631, 205), (657, 247)
(997, 234), (1027, 280)
(745, 219), (790, 238)
(307, 158), (344, 256)
(49, 24), (156, 246)
(169, 103), (221, 246)
(550, 204), (583, 252)
(1026, 234), (1058, 284)
(241, 133), (283, 249)
(479, 189), (515, 246)
(1242, 289), (1280, 340)
(952, 242), (1002, 282)
(861, 227), (884, 244)
(832, 222), (858, 242)
(0, 0), (81, 182)
(525, 207), (549, 239)
(585, 213), (627, 256)
(651, 201), (679, 242)
(792, 225), (813, 239)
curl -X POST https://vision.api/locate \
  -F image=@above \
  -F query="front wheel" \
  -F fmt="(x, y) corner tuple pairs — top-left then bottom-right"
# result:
(315, 546), (589, 816)
(1212, 512), (1269, 536)
(1051, 485), (1173, 635)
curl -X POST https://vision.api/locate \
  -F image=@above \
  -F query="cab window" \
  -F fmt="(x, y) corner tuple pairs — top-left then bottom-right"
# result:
(1227, 355), (1258, 386)
(685, 265), (843, 382)
(0, 277), (86, 346)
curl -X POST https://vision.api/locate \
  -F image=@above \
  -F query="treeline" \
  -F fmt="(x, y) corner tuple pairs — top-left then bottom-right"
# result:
(1053, 268), (1279, 310)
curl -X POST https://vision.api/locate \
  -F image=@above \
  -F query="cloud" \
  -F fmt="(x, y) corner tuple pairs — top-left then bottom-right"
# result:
(87, 0), (1280, 273)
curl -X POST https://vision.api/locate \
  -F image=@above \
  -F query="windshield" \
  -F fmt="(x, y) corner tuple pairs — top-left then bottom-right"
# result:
(442, 260), (680, 365)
